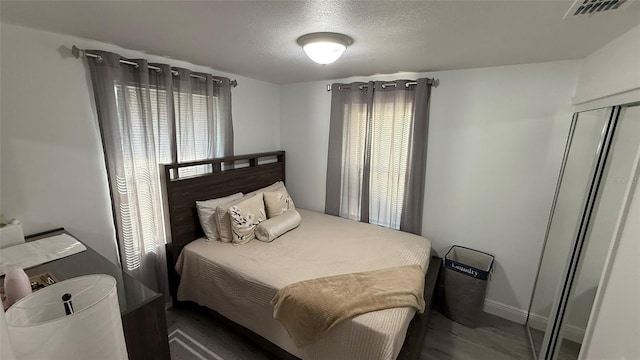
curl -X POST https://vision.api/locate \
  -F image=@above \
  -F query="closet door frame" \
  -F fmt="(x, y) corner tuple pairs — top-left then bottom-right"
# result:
(537, 106), (620, 360)
(577, 103), (640, 360)
(525, 111), (578, 358)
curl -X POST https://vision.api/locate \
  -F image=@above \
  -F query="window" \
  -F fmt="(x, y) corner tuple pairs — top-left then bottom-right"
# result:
(113, 84), (165, 270)
(368, 96), (412, 229)
(113, 83), (219, 270)
(174, 90), (220, 177)
(87, 52), (234, 295)
(340, 93), (414, 230)
(327, 79), (432, 235)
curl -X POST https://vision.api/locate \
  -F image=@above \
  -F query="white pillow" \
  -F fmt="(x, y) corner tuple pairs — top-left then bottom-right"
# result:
(196, 193), (243, 241)
(215, 182), (284, 243)
(256, 209), (301, 242)
(228, 194), (267, 245)
(264, 187), (295, 218)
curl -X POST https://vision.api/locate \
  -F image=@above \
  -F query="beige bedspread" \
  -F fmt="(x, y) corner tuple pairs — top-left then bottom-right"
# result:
(176, 209), (431, 360)
(272, 265), (426, 347)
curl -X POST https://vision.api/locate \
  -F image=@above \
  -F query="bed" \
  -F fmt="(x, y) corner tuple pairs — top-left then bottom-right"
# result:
(162, 151), (441, 360)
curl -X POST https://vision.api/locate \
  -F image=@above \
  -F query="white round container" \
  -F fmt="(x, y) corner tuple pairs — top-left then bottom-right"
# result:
(5, 274), (128, 359)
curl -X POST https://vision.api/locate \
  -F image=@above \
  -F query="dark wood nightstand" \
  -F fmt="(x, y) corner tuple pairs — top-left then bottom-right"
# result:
(23, 228), (170, 360)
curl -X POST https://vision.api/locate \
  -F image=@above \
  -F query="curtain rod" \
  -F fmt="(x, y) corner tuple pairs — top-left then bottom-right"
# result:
(71, 46), (238, 87)
(326, 78), (439, 91)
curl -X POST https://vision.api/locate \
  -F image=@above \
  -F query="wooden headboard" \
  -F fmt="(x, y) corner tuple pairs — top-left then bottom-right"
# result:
(162, 151), (285, 298)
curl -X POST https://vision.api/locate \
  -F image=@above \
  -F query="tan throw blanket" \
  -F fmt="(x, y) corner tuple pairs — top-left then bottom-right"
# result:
(271, 265), (426, 347)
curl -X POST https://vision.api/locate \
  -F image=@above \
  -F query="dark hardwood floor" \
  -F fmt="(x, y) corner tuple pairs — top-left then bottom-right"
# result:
(167, 306), (537, 360)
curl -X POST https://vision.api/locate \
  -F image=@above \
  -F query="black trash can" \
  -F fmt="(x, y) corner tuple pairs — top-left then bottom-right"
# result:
(443, 245), (494, 328)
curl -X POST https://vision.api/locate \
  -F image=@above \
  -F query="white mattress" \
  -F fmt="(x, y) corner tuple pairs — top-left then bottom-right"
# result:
(176, 209), (431, 360)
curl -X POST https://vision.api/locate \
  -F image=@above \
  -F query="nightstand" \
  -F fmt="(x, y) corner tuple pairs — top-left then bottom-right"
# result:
(23, 228), (170, 360)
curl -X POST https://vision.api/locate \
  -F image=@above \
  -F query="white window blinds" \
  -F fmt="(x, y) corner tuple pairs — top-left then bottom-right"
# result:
(114, 83), (220, 270)
(340, 94), (413, 229)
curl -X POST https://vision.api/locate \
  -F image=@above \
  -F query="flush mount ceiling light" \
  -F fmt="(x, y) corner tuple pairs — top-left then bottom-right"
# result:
(297, 32), (354, 65)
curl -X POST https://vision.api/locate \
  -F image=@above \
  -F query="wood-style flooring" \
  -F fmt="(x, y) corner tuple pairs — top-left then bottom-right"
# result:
(167, 306), (540, 360)
(422, 311), (532, 360)
(167, 306), (270, 360)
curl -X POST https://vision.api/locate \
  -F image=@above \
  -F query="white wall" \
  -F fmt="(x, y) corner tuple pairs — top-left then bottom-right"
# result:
(280, 61), (579, 315)
(573, 24), (640, 107)
(0, 23), (281, 264)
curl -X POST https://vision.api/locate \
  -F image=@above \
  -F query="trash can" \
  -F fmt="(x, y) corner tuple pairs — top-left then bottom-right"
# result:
(443, 245), (494, 328)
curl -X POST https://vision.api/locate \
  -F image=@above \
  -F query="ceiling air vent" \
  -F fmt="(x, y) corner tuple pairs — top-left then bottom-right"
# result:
(564, 0), (632, 18)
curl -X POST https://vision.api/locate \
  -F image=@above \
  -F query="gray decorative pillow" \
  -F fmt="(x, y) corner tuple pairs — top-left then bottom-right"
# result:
(196, 193), (243, 241)
(228, 194), (267, 245)
(264, 188), (295, 218)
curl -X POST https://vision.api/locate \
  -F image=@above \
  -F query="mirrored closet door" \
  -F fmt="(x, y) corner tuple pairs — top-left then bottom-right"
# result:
(527, 103), (640, 360)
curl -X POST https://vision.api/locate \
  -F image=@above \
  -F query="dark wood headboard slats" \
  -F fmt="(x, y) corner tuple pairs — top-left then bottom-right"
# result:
(162, 151), (285, 299)
(163, 151), (284, 172)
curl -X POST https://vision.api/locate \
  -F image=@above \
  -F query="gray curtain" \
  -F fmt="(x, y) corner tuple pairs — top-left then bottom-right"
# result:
(87, 50), (233, 298)
(325, 78), (432, 235)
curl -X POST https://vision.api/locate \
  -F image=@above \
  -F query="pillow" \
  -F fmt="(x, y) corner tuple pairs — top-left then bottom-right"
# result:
(215, 182), (284, 243)
(196, 193), (243, 241)
(256, 209), (301, 242)
(228, 194), (267, 245)
(245, 181), (285, 198)
(215, 196), (249, 243)
(264, 188), (295, 218)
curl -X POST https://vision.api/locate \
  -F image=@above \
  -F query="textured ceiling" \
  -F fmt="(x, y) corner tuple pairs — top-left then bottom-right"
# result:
(1, 0), (639, 84)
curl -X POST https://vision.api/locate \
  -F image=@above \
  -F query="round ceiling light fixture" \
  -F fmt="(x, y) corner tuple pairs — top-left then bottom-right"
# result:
(297, 32), (354, 65)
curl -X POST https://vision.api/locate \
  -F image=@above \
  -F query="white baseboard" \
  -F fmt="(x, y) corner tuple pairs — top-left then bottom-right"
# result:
(483, 299), (528, 324)
(482, 300), (585, 344)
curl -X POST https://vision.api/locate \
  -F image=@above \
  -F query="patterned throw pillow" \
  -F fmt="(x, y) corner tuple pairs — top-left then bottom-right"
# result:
(264, 188), (295, 218)
(228, 194), (267, 244)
